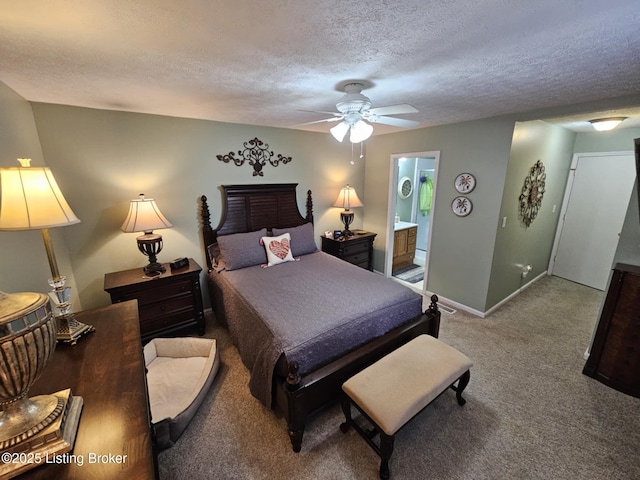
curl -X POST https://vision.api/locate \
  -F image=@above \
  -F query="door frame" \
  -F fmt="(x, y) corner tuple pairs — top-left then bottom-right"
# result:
(548, 150), (634, 275)
(385, 151), (440, 295)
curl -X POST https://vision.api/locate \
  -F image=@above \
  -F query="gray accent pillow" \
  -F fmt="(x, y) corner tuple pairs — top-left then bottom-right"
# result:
(217, 228), (268, 271)
(273, 222), (317, 257)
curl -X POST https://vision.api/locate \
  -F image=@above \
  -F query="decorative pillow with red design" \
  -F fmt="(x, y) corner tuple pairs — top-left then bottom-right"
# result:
(261, 233), (295, 267)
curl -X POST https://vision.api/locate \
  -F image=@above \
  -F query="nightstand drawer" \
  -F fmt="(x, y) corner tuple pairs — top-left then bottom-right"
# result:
(341, 241), (370, 256)
(344, 251), (370, 265)
(139, 298), (196, 334)
(139, 292), (193, 320)
(120, 278), (194, 306)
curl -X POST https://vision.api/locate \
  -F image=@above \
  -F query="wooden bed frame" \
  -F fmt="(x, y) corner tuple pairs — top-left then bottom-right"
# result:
(200, 183), (440, 452)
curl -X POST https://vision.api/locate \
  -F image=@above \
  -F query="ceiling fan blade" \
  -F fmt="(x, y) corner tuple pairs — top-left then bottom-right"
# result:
(298, 109), (342, 116)
(295, 117), (343, 126)
(368, 115), (420, 128)
(366, 104), (418, 116)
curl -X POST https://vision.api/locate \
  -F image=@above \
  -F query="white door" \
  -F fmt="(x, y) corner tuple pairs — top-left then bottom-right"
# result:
(552, 152), (635, 290)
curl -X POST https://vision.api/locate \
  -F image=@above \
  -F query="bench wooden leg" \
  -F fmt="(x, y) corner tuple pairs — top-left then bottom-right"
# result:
(379, 432), (394, 480)
(339, 394), (352, 433)
(452, 369), (471, 406)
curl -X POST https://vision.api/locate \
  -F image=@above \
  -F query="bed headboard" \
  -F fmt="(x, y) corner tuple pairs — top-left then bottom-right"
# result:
(200, 183), (313, 270)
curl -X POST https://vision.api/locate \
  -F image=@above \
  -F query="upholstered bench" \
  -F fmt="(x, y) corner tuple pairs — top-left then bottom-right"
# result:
(340, 334), (472, 479)
(144, 337), (220, 449)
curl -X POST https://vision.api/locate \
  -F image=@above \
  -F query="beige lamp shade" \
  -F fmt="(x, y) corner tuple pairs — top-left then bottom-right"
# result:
(121, 194), (173, 233)
(0, 162), (80, 230)
(333, 185), (364, 211)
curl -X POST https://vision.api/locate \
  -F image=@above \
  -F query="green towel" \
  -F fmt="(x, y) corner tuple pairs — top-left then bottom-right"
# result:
(419, 176), (433, 215)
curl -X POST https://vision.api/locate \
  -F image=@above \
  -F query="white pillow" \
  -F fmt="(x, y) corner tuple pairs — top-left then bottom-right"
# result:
(261, 233), (295, 267)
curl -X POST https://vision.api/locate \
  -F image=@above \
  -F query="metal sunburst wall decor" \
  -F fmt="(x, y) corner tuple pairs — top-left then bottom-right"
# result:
(518, 160), (546, 227)
(217, 137), (292, 176)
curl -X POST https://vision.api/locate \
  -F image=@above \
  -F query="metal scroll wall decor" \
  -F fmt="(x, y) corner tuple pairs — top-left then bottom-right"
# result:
(217, 137), (292, 176)
(518, 160), (546, 227)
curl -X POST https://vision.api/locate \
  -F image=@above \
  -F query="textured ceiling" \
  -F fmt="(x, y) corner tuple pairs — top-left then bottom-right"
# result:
(1, 1), (640, 135)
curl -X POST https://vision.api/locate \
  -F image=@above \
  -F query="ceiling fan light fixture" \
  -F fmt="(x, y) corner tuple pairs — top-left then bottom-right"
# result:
(330, 121), (350, 142)
(589, 117), (627, 131)
(350, 120), (373, 143)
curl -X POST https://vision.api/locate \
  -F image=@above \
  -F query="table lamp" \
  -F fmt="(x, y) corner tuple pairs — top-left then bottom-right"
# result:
(0, 158), (87, 476)
(333, 184), (364, 236)
(0, 159), (94, 344)
(121, 194), (173, 276)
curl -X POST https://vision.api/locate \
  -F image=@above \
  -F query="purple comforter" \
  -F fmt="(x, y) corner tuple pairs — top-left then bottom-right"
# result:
(209, 251), (422, 406)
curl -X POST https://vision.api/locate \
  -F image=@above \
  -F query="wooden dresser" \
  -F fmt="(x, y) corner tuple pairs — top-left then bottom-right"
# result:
(583, 263), (640, 398)
(104, 258), (205, 343)
(23, 301), (158, 479)
(321, 231), (376, 271)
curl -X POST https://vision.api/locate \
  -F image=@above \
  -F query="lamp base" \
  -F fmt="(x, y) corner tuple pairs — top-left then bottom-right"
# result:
(143, 261), (166, 276)
(0, 389), (83, 478)
(340, 211), (355, 237)
(56, 314), (95, 345)
(0, 395), (63, 448)
(137, 233), (165, 277)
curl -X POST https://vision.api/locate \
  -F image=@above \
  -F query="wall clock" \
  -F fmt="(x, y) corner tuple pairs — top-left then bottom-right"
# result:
(454, 173), (476, 193)
(451, 196), (472, 216)
(398, 176), (413, 199)
(518, 160), (546, 227)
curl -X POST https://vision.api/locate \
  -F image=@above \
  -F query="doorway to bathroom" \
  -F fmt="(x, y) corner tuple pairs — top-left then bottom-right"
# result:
(386, 151), (440, 294)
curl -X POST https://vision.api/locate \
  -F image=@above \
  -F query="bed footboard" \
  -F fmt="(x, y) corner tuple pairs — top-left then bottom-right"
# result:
(278, 295), (441, 452)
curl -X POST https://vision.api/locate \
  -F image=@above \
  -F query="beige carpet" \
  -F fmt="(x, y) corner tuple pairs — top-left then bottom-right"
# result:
(158, 275), (640, 479)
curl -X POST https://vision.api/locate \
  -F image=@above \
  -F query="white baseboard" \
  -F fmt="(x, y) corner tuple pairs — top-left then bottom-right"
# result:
(483, 271), (548, 317)
(424, 290), (485, 317)
(383, 270), (548, 318)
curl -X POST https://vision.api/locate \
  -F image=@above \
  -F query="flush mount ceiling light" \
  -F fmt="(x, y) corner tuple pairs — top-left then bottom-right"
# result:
(589, 117), (627, 131)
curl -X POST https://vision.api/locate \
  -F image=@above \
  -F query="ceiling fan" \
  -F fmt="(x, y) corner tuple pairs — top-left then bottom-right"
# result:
(300, 82), (420, 143)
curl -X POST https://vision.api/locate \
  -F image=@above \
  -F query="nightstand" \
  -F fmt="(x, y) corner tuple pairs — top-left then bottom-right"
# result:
(321, 231), (377, 271)
(104, 258), (205, 342)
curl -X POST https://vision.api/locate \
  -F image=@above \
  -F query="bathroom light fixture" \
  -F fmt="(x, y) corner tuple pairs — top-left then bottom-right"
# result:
(589, 117), (627, 132)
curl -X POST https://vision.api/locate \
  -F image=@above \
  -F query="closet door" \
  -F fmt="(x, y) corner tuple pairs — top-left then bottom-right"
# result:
(552, 153), (635, 290)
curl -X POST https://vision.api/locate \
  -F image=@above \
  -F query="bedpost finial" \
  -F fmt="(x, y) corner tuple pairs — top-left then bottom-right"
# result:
(306, 189), (314, 224)
(201, 195), (212, 232)
(287, 361), (301, 387)
(429, 294), (439, 313)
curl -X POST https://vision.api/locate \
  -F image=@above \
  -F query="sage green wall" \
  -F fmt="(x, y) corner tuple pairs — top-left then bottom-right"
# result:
(6, 77), (638, 316)
(363, 118), (516, 312)
(30, 103), (362, 310)
(486, 121), (576, 310)
(573, 127), (640, 154)
(0, 82), (79, 306)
